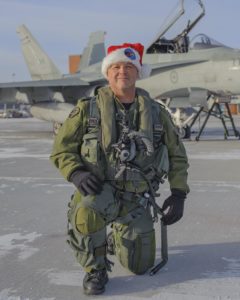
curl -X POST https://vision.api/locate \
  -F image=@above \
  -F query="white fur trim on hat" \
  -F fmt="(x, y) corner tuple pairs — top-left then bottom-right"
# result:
(101, 47), (151, 79)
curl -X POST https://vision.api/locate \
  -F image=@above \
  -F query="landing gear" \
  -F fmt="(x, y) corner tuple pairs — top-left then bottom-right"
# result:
(178, 125), (191, 139)
(53, 122), (62, 135)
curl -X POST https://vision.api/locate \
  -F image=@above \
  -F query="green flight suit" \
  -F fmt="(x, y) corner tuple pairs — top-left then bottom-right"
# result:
(50, 86), (189, 274)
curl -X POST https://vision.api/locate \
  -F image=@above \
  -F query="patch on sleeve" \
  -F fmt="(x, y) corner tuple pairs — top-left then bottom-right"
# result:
(68, 107), (80, 118)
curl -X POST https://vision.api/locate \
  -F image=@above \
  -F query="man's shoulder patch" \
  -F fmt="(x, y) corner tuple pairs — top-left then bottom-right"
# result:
(68, 107), (80, 118)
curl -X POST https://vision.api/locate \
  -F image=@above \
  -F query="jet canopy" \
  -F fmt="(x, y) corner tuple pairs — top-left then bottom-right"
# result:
(189, 33), (229, 49)
(146, 0), (205, 54)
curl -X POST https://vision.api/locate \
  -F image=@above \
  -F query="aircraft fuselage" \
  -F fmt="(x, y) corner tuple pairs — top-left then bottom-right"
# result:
(139, 47), (240, 99)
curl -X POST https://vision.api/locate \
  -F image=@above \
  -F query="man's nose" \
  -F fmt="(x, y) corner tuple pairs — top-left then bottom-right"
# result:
(119, 66), (127, 73)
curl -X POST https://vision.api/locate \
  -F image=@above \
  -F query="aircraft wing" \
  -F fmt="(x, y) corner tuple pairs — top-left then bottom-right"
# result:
(0, 77), (100, 105)
(150, 59), (207, 74)
(0, 77), (90, 88)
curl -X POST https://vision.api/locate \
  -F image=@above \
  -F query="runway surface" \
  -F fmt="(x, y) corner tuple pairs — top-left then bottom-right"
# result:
(0, 117), (240, 300)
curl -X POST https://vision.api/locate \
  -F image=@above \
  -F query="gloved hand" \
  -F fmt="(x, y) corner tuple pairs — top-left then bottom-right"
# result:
(70, 169), (103, 196)
(161, 189), (186, 225)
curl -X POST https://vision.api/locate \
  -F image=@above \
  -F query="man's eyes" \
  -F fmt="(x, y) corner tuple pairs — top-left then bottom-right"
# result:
(112, 65), (133, 70)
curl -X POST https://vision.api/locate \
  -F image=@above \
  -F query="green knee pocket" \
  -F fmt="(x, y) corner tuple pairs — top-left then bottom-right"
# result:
(115, 229), (156, 274)
(67, 231), (94, 267)
(75, 206), (105, 235)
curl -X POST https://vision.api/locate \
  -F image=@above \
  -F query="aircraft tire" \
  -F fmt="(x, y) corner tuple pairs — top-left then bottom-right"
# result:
(178, 125), (191, 139)
(53, 122), (62, 135)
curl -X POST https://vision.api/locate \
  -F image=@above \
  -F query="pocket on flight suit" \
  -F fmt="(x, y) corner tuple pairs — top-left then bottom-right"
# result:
(155, 144), (169, 177)
(80, 132), (105, 180)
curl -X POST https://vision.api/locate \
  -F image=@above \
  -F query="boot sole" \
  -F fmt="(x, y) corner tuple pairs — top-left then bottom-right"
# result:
(83, 277), (108, 295)
(83, 286), (105, 295)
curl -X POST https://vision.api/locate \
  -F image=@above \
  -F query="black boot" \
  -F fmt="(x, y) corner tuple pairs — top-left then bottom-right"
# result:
(83, 269), (108, 295)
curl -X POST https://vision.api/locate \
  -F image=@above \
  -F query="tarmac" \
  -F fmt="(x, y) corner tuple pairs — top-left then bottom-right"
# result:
(0, 116), (240, 300)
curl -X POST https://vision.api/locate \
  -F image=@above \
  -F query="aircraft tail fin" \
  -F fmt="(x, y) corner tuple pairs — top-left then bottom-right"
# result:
(16, 24), (62, 80)
(78, 31), (106, 72)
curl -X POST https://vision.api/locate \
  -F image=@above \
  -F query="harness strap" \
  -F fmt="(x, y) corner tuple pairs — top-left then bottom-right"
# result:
(94, 244), (107, 257)
(87, 95), (164, 141)
(87, 96), (100, 131)
(115, 206), (144, 225)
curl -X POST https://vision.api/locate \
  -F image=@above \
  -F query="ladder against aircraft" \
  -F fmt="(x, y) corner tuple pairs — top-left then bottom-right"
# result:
(189, 97), (240, 141)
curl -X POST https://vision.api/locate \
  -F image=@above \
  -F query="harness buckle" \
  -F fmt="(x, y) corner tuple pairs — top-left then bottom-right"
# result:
(88, 117), (99, 128)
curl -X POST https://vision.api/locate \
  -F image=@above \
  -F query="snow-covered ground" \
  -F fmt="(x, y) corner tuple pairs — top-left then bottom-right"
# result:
(0, 117), (240, 300)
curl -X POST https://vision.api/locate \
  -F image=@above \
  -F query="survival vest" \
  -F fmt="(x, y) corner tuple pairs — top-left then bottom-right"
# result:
(80, 86), (169, 193)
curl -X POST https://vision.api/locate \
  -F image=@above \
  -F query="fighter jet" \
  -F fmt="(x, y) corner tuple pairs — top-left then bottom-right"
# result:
(138, 0), (240, 138)
(0, 25), (107, 126)
(0, 0), (239, 138)
(139, 0), (240, 139)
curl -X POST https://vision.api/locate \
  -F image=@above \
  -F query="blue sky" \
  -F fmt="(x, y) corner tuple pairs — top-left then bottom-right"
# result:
(0, 0), (239, 82)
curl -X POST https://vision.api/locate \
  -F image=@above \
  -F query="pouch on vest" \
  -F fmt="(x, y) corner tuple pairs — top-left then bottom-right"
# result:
(80, 131), (104, 179)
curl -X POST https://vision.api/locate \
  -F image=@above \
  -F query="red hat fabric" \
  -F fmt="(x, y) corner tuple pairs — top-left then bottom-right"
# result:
(101, 43), (151, 79)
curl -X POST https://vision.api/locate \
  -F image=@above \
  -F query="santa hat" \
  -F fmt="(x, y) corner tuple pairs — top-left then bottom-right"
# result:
(101, 43), (151, 79)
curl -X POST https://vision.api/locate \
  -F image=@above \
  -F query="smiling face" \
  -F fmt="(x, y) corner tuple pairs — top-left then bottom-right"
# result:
(106, 62), (138, 101)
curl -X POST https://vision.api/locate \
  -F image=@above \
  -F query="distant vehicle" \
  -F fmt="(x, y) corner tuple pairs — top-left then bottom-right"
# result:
(0, 110), (11, 118)
(0, 105), (31, 118)
(0, 0), (239, 138)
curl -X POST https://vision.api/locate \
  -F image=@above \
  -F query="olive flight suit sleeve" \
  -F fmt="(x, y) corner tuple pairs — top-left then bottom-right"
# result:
(159, 107), (190, 194)
(50, 100), (89, 181)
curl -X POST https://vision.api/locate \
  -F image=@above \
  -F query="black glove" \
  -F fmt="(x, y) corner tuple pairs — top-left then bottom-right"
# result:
(70, 169), (103, 196)
(161, 189), (186, 225)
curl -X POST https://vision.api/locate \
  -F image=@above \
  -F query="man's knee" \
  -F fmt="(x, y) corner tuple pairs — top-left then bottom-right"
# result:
(76, 206), (106, 235)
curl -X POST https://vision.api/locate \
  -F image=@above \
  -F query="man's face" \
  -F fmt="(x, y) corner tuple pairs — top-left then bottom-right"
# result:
(106, 62), (138, 92)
